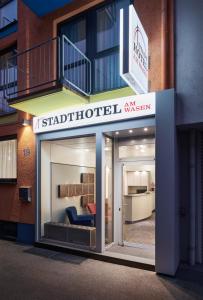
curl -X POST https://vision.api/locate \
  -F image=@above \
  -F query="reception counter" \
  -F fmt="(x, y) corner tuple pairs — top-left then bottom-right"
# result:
(124, 192), (155, 223)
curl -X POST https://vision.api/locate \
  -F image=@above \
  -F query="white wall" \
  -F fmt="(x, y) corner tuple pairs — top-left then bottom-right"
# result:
(50, 143), (95, 167)
(51, 163), (95, 223)
(123, 164), (155, 195)
(41, 142), (51, 235)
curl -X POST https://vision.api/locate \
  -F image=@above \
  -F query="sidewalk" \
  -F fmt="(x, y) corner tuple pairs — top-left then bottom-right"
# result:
(0, 240), (203, 300)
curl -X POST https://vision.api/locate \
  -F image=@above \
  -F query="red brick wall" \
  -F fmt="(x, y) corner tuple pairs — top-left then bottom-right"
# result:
(134, 0), (174, 91)
(0, 112), (35, 224)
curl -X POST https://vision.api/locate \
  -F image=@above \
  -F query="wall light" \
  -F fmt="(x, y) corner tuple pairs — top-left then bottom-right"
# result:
(22, 119), (31, 127)
(129, 129), (133, 134)
(144, 127), (148, 132)
(115, 131), (120, 135)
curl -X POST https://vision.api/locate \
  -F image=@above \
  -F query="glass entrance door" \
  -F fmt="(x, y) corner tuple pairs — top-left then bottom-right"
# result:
(121, 161), (155, 250)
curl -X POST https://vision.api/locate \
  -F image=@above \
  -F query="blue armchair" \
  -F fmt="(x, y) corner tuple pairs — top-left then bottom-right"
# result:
(66, 206), (94, 227)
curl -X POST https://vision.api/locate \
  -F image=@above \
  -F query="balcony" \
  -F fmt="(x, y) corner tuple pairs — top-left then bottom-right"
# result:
(3, 35), (93, 115)
(22, 0), (74, 17)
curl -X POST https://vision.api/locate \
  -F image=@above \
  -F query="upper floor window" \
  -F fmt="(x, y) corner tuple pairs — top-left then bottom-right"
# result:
(0, 46), (17, 114)
(59, 0), (129, 94)
(0, 0), (17, 30)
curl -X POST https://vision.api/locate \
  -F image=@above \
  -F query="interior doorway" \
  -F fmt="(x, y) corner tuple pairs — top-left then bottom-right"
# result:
(121, 162), (155, 250)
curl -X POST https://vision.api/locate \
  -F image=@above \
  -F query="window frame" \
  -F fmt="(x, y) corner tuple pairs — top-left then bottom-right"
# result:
(0, 44), (17, 115)
(0, 135), (17, 184)
(58, 0), (128, 94)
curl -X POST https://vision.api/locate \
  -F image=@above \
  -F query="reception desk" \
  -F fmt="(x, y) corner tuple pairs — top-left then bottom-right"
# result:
(124, 192), (155, 223)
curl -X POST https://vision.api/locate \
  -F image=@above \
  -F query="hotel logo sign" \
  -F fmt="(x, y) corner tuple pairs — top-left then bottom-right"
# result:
(120, 5), (148, 94)
(33, 93), (155, 134)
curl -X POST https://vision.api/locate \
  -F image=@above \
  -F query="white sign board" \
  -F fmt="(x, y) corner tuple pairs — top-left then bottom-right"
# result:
(33, 93), (155, 134)
(120, 5), (148, 94)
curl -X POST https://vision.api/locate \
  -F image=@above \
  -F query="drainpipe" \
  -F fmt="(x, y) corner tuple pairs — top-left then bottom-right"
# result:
(161, 0), (167, 89)
(196, 132), (202, 264)
(189, 130), (196, 265)
(161, 0), (174, 89)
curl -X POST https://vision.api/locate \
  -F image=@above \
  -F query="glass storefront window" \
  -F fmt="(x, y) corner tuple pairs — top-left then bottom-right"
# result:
(40, 136), (96, 250)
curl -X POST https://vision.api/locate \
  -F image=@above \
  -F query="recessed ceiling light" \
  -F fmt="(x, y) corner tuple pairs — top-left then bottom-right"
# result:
(144, 127), (148, 132)
(85, 149), (89, 152)
(129, 129), (133, 134)
(115, 131), (119, 135)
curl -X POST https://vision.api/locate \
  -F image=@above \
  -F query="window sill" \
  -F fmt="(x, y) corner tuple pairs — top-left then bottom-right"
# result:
(0, 179), (17, 184)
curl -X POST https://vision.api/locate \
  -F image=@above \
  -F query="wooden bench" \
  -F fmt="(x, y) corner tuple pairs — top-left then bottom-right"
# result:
(44, 222), (96, 248)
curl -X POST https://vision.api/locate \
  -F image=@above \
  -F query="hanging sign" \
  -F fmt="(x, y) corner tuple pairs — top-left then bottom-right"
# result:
(120, 4), (148, 94)
(33, 93), (155, 134)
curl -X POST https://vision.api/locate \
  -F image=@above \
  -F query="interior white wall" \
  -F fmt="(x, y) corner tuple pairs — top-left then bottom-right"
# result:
(41, 142), (51, 235)
(50, 143), (95, 167)
(124, 164), (155, 195)
(51, 163), (95, 223)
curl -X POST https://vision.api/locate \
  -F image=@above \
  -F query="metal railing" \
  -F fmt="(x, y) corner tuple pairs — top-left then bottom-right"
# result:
(3, 34), (92, 101)
(62, 34), (91, 96)
(4, 37), (59, 100)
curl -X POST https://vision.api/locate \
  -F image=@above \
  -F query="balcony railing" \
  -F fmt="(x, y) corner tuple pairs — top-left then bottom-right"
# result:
(62, 35), (91, 96)
(3, 34), (92, 103)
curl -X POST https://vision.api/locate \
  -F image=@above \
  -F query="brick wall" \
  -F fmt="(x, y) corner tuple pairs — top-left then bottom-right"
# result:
(0, 112), (35, 224)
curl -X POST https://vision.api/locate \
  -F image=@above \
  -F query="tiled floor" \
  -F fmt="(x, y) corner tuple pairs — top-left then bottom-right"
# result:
(124, 212), (155, 245)
(106, 243), (155, 262)
(107, 213), (155, 263)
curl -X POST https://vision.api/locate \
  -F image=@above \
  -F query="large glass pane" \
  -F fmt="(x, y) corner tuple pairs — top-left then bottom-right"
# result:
(0, 47), (17, 114)
(97, 3), (117, 52)
(94, 52), (126, 93)
(41, 136), (96, 250)
(60, 17), (86, 53)
(96, 1), (127, 52)
(0, 0), (17, 29)
(105, 137), (113, 245)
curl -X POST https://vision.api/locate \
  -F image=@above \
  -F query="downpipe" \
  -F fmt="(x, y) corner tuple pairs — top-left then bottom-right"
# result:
(189, 130), (196, 265)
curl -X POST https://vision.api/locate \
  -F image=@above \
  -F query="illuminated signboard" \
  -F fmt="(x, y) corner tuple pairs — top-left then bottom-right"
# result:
(120, 5), (148, 94)
(33, 93), (155, 134)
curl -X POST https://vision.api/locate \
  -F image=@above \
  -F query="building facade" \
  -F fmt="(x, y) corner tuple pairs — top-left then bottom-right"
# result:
(0, 0), (201, 276)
